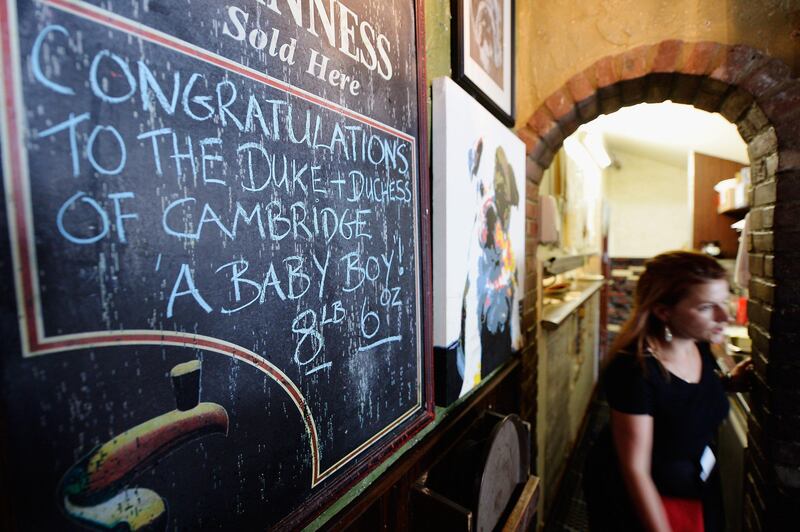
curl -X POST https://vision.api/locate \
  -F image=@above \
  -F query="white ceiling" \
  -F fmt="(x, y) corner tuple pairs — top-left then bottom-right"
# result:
(578, 102), (749, 168)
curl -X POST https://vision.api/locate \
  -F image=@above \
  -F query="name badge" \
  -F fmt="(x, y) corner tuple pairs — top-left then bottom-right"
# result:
(699, 446), (716, 482)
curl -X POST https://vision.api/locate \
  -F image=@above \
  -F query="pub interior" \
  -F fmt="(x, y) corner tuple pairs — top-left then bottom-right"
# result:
(1, 0), (798, 531)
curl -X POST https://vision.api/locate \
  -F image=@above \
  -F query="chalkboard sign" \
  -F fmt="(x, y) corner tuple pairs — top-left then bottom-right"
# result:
(0, 0), (432, 529)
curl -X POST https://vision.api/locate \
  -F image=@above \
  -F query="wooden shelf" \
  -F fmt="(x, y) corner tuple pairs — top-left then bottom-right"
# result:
(719, 206), (748, 218)
(542, 254), (593, 277)
(541, 280), (604, 330)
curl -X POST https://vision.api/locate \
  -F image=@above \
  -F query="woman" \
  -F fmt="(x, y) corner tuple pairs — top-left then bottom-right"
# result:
(584, 251), (752, 532)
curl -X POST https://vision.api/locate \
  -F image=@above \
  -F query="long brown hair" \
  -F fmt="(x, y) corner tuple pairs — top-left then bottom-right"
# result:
(609, 251), (728, 364)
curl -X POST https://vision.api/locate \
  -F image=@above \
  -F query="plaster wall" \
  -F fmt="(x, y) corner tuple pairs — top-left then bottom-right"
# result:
(604, 148), (691, 257)
(515, 0), (800, 128)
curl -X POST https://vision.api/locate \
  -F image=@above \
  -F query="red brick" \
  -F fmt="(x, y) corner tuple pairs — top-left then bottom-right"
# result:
(620, 44), (651, 81)
(738, 112), (767, 143)
(526, 157), (544, 185)
(670, 74), (702, 104)
(521, 310), (535, 330)
(526, 180), (539, 202)
(745, 104), (770, 131)
(766, 152), (779, 177)
(527, 106), (563, 150)
(748, 299), (773, 329)
(536, 145), (558, 169)
(620, 78), (647, 105)
(683, 41), (722, 75)
(525, 253), (537, 272)
(752, 158), (768, 184)
(651, 39), (684, 73)
(645, 73), (674, 103)
(751, 277), (776, 303)
(750, 252), (765, 276)
(747, 127), (778, 160)
(761, 206), (775, 229)
(527, 105), (556, 138)
(531, 142), (555, 169)
(575, 93), (600, 122)
(566, 71), (596, 103)
(693, 89), (725, 113)
(516, 126), (541, 153)
(525, 273), (536, 299)
(759, 80), (800, 123)
(754, 181), (777, 206)
(599, 94), (622, 115)
(750, 205), (765, 230)
(593, 55), (621, 89)
(545, 87), (576, 121)
(741, 58), (792, 100)
(710, 44), (770, 86)
(701, 77), (731, 95)
(720, 88), (755, 122)
(738, 117), (762, 143)
(752, 232), (775, 252)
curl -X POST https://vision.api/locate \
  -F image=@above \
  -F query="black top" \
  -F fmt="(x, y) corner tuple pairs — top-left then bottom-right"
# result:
(604, 343), (729, 497)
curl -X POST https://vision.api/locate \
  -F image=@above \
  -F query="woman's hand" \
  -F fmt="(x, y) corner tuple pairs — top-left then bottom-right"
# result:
(724, 356), (754, 392)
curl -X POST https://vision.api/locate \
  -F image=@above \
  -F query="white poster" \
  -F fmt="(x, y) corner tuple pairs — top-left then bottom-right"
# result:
(432, 77), (525, 401)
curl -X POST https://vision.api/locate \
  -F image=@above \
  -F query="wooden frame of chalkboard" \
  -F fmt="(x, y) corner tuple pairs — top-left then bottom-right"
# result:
(0, 0), (434, 529)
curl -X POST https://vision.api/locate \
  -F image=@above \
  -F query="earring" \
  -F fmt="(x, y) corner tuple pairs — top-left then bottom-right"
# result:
(664, 325), (673, 342)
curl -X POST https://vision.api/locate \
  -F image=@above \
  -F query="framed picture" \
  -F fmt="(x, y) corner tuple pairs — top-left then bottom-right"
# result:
(432, 77), (525, 405)
(453, 0), (516, 126)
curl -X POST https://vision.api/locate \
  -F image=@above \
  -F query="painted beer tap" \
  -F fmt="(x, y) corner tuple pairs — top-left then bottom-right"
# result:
(59, 360), (229, 530)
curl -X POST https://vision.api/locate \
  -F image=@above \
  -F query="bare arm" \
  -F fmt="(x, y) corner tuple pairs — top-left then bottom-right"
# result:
(723, 356), (754, 393)
(610, 409), (672, 532)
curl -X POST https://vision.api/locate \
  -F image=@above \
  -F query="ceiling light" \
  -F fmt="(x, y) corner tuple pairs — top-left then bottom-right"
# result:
(582, 132), (612, 169)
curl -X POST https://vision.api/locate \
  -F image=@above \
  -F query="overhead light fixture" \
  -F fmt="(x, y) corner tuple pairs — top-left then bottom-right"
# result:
(582, 132), (612, 169)
(563, 136), (596, 170)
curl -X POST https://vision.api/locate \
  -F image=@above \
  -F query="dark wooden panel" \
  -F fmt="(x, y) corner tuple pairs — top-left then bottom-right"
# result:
(693, 152), (746, 259)
(322, 358), (522, 530)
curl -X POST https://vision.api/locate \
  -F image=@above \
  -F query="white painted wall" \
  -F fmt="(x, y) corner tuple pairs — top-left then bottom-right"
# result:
(604, 148), (691, 258)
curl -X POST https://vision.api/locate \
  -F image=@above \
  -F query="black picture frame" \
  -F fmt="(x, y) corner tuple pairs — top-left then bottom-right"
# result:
(452, 0), (516, 127)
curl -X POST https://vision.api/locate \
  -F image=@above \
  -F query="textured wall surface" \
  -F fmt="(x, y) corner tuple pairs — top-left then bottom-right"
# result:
(515, 0), (800, 128)
(605, 149), (691, 257)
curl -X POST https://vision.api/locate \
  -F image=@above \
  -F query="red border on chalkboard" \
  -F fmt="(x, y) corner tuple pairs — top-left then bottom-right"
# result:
(0, 0), (434, 529)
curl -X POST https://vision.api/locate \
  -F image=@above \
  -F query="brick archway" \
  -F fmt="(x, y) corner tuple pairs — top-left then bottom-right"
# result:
(520, 40), (800, 528)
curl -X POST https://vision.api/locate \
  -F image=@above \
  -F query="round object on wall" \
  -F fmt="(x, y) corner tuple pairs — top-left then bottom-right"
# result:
(474, 414), (529, 532)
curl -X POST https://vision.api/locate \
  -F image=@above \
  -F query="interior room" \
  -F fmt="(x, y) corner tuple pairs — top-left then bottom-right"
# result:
(1, 1), (798, 531)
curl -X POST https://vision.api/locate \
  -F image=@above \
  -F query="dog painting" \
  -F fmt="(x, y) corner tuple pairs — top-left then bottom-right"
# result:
(432, 77), (525, 405)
